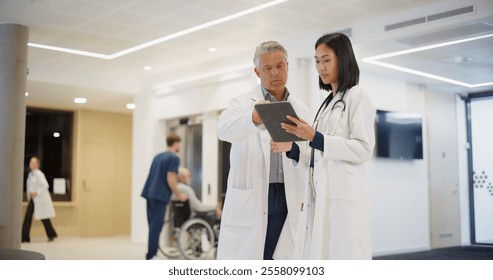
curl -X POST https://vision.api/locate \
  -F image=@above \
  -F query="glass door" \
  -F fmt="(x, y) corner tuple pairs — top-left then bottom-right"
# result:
(468, 93), (493, 245)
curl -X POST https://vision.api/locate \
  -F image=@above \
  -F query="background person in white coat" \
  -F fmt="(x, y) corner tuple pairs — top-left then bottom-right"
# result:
(276, 32), (375, 259)
(22, 156), (58, 242)
(216, 41), (310, 260)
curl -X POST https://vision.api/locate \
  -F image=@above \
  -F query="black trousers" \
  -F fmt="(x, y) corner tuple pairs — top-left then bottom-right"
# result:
(263, 183), (288, 260)
(22, 199), (58, 242)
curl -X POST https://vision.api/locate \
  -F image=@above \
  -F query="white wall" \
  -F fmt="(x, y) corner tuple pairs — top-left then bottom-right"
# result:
(361, 73), (431, 255)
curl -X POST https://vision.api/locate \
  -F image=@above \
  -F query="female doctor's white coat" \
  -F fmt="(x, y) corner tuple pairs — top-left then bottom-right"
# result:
(27, 169), (56, 220)
(216, 85), (310, 260)
(295, 85), (375, 260)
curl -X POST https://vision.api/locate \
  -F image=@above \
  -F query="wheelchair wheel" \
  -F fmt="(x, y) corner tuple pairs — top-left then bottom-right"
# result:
(159, 246), (181, 259)
(178, 218), (215, 260)
(159, 221), (182, 259)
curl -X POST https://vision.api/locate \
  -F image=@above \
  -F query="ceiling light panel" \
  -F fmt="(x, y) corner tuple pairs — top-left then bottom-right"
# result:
(26, 0), (289, 60)
(378, 36), (493, 84)
(126, 20), (190, 42)
(363, 34), (493, 88)
(41, 32), (107, 53)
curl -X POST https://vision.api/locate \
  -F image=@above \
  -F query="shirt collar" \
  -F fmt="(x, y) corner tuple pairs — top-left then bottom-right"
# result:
(261, 86), (290, 102)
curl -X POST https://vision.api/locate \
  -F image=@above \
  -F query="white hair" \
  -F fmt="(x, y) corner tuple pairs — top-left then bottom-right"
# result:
(253, 41), (288, 68)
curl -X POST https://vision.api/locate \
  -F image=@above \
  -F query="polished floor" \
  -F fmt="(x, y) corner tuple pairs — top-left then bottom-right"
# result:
(20, 235), (493, 260)
(374, 245), (493, 260)
(20, 235), (152, 260)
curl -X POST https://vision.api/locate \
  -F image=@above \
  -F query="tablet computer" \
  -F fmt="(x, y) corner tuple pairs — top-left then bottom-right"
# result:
(254, 101), (305, 142)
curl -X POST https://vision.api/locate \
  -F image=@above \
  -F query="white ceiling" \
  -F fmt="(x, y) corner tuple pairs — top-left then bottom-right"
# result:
(1, 0), (492, 113)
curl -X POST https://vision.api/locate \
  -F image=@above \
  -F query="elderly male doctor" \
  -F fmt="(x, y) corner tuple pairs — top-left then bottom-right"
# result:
(216, 41), (310, 260)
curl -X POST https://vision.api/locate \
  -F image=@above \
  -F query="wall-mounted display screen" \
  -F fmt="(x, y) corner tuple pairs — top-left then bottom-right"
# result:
(375, 110), (423, 160)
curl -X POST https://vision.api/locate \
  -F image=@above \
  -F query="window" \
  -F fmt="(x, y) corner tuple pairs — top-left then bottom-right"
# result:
(24, 107), (73, 201)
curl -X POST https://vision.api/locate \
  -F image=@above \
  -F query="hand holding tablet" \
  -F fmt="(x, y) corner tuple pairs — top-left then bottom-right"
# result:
(254, 101), (306, 142)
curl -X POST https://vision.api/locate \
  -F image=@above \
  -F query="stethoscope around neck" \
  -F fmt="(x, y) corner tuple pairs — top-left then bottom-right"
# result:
(309, 91), (347, 199)
(312, 91), (347, 133)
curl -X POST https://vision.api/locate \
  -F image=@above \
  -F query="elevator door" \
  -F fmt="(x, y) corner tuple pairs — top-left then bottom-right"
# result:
(170, 120), (203, 200)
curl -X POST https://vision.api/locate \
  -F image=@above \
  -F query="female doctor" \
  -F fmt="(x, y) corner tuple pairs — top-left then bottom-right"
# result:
(273, 32), (375, 259)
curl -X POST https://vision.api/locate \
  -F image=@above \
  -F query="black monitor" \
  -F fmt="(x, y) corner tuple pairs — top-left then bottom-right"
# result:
(375, 110), (423, 160)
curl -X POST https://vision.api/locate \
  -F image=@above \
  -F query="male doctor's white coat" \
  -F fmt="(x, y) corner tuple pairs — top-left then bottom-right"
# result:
(295, 85), (375, 260)
(216, 85), (310, 260)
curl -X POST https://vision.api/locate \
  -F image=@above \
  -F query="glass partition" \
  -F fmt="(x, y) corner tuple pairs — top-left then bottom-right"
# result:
(467, 93), (493, 244)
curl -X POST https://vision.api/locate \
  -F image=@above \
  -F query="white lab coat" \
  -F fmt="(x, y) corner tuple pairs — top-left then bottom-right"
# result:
(216, 85), (310, 260)
(27, 169), (56, 220)
(295, 85), (375, 260)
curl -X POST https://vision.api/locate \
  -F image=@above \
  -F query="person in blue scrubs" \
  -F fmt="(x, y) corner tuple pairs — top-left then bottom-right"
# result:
(141, 133), (187, 260)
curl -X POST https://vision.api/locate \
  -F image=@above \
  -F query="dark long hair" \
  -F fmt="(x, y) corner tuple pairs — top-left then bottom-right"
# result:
(315, 32), (359, 94)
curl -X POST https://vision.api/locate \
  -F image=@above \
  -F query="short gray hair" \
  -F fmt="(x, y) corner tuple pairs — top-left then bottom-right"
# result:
(253, 41), (288, 68)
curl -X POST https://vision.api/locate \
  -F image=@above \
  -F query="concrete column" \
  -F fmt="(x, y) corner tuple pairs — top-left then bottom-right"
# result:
(0, 23), (28, 249)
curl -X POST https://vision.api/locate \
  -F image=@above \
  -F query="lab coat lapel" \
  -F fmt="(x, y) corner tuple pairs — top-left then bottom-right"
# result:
(251, 85), (271, 177)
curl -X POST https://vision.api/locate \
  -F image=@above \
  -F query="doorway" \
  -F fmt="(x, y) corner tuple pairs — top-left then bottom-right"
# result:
(466, 92), (493, 245)
(80, 141), (116, 236)
(168, 116), (203, 199)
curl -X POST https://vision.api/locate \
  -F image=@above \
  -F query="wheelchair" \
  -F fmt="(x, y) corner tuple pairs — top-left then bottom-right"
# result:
(159, 200), (220, 260)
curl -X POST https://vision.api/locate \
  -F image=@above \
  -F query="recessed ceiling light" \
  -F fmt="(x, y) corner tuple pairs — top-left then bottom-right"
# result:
(25, 92), (29, 96)
(208, 47), (218, 53)
(27, 0), (288, 59)
(74, 97), (87, 104)
(53, 132), (60, 138)
(363, 33), (493, 88)
(143, 66), (152, 71)
(126, 103), (136, 110)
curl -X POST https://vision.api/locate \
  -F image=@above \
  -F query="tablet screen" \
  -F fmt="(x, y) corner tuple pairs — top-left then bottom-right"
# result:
(254, 101), (305, 142)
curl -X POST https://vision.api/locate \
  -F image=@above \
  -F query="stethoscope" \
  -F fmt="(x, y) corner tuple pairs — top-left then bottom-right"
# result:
(308, 91), (347, 200)
(312, 91), (347, 134)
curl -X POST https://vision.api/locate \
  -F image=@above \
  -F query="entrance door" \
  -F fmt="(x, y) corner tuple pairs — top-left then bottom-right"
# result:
(80, 142), (116, 236)
(468, 95), (493, 244)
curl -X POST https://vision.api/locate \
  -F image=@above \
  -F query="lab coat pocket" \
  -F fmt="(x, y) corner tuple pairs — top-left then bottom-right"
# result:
(327, 161), (357, 201)
(223, 188), (254, 228)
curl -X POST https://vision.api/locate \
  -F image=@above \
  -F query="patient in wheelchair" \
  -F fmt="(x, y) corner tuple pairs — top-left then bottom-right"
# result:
(171, 167), (222, 227)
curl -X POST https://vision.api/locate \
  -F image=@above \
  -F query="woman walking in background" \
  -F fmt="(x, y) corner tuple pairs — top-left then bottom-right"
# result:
(22, 156), (58, 242)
